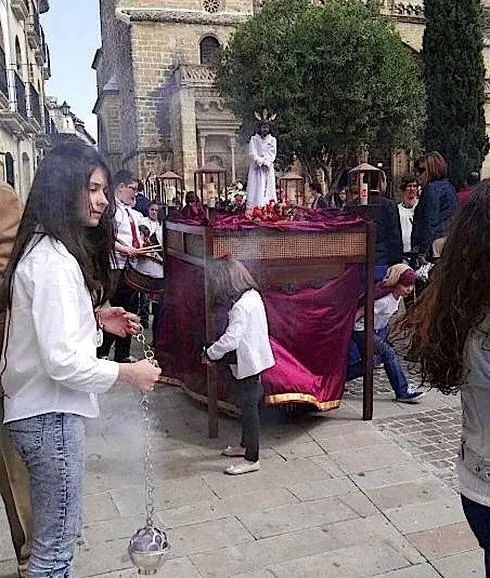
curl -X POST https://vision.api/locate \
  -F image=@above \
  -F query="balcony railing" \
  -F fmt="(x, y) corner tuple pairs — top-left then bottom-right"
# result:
(13, 70), (27, 119)
(378, 1), (424, 18)
(40, 26), (47, 62)
(44, 106), (58, 137)
(11, 0), (29, 21)
(27, 11), (42, 50)
(176, 64), (216, 87)
(29, 83), (42, 126)
(0, 49), (9, 100)
(43, 44), (51, 79)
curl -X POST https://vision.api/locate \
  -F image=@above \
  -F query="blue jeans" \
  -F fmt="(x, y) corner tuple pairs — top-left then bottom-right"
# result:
(347, 330), (410, 397)
(8, 413), (85, 578)
(462, 494), (490, 577)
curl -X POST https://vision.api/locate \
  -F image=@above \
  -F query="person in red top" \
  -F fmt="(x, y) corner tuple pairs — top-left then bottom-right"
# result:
(458, 171), (480, 205)
(181, 191), (206, 221)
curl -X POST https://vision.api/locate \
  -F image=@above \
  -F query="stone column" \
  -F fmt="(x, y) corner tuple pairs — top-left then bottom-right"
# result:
(178, 87), (198, 189)
(229, 135), (236, 182)
(199, 134), (206, 166)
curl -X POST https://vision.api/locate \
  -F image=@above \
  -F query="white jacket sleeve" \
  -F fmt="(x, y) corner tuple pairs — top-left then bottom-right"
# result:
(206, 302), (247, 360)
(31, 253), (119, 393)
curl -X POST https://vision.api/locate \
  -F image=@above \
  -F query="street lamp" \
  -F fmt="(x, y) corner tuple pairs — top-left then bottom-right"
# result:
(61, 101), (70, 116)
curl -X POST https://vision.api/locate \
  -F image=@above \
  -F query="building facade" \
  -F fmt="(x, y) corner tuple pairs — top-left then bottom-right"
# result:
(46, 97), (96, 146)
(93, 0), (490, 190)
(0, 0), (53, 200)
(93, 0), (255, 189)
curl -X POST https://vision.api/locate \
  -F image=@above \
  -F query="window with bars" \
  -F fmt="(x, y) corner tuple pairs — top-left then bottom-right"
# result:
(200, 36), (221, 66)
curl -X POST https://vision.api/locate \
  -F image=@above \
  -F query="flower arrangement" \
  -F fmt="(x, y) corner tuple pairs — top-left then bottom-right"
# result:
(213, 181), (247, 212)
(245, 199), (296, 222)
(227, 180), (244, 196)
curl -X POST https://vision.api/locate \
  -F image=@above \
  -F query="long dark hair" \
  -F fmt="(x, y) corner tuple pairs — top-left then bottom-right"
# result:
(0, 143), (115, 313)
(399, 180), (490, 394)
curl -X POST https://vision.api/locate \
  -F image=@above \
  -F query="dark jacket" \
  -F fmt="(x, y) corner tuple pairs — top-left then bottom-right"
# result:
(411, 178), (458, 256)
(349, 195), (403, 266)
(134, 193), (151, 217)
(313, 195), (330, 210)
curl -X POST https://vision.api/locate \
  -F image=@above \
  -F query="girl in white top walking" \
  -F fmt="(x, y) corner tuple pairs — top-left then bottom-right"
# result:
(0, 143), (161, 578)
(203, 257), (275, 475)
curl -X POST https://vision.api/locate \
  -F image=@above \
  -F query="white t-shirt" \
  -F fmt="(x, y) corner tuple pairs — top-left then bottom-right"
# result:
(355, 293), (401, 332)
(398, 202), (417, 254)
(2, 236), (119, 423)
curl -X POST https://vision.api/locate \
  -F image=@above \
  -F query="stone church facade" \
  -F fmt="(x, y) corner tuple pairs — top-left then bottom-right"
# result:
(93, 0), (254, 190)
(93, 0), (490, 190)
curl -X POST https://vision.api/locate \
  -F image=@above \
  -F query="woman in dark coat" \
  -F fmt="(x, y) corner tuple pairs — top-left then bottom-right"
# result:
(411, 151), (458, 259)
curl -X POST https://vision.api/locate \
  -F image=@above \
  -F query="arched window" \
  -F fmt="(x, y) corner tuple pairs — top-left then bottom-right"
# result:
(5, 152), (15, 188)
(15, 37), (22, 76)
(209, 155), (224, 167)
(200, 36), (220, 66)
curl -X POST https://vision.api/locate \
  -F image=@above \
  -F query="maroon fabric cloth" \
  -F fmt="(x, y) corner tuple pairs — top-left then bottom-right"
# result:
(156, 256), (205, 378)
(171, 209), (365, 232)
(358, 268), (416, 308)
(156, 257), (361, 410)
(262, 266), (360, 407)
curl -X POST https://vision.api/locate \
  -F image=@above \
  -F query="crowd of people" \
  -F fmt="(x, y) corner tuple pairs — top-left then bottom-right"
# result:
(0, 139), (489, 576)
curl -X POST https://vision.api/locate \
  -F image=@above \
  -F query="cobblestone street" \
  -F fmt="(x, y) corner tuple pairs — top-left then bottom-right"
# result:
(347, 370), (462, 493)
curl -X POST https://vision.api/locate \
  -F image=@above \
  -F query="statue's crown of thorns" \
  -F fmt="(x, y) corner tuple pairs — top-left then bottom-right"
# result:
(254, 108), (277, 123)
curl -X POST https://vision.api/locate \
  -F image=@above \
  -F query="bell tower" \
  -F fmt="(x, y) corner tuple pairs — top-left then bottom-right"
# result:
(95, 0), (254, 187)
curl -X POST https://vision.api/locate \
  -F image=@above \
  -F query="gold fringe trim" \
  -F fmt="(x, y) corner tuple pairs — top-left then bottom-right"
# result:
(264, 393), (341, 411)
(158, 375), (341, 413)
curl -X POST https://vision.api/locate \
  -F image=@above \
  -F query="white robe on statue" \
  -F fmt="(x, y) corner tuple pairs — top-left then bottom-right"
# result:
(246, 134), (277, 208)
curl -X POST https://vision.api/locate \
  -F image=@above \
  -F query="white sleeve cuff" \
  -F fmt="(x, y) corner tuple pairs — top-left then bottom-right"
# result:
(206, 345), (222, 361)
(90, 359), (120, 393)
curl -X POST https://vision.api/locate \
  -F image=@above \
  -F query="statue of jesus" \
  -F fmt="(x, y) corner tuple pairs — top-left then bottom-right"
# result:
(246, 121), (277, 209)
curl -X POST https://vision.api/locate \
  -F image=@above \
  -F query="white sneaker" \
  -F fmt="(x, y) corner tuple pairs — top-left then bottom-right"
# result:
(224, 460), (260, 475)
(221, 445), (246, 457)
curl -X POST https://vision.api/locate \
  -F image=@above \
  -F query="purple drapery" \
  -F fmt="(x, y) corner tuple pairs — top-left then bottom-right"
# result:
(156, 257), (361, 411)
(172, 208), (365, 233)
(262, 266), (360, 409)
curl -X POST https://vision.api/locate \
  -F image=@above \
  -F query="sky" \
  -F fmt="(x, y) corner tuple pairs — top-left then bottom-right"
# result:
(42, 0), (101, 139)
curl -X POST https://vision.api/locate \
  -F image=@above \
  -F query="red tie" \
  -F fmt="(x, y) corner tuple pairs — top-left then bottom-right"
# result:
(125, 208), (140, 249)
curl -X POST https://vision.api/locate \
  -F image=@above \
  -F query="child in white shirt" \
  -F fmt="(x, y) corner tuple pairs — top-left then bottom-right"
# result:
(203, 257), (275, 475)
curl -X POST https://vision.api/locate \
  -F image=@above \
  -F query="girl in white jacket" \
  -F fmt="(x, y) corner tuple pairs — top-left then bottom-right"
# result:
(203, 257), (275, 475)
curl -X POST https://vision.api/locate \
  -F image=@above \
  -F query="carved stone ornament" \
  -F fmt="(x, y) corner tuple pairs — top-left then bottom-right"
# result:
(203, 0), (220, 13)
(392, 2), (424, 17)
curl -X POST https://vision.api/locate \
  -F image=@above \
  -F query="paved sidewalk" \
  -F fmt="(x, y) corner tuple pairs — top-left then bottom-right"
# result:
(0, 376), (483, 577)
